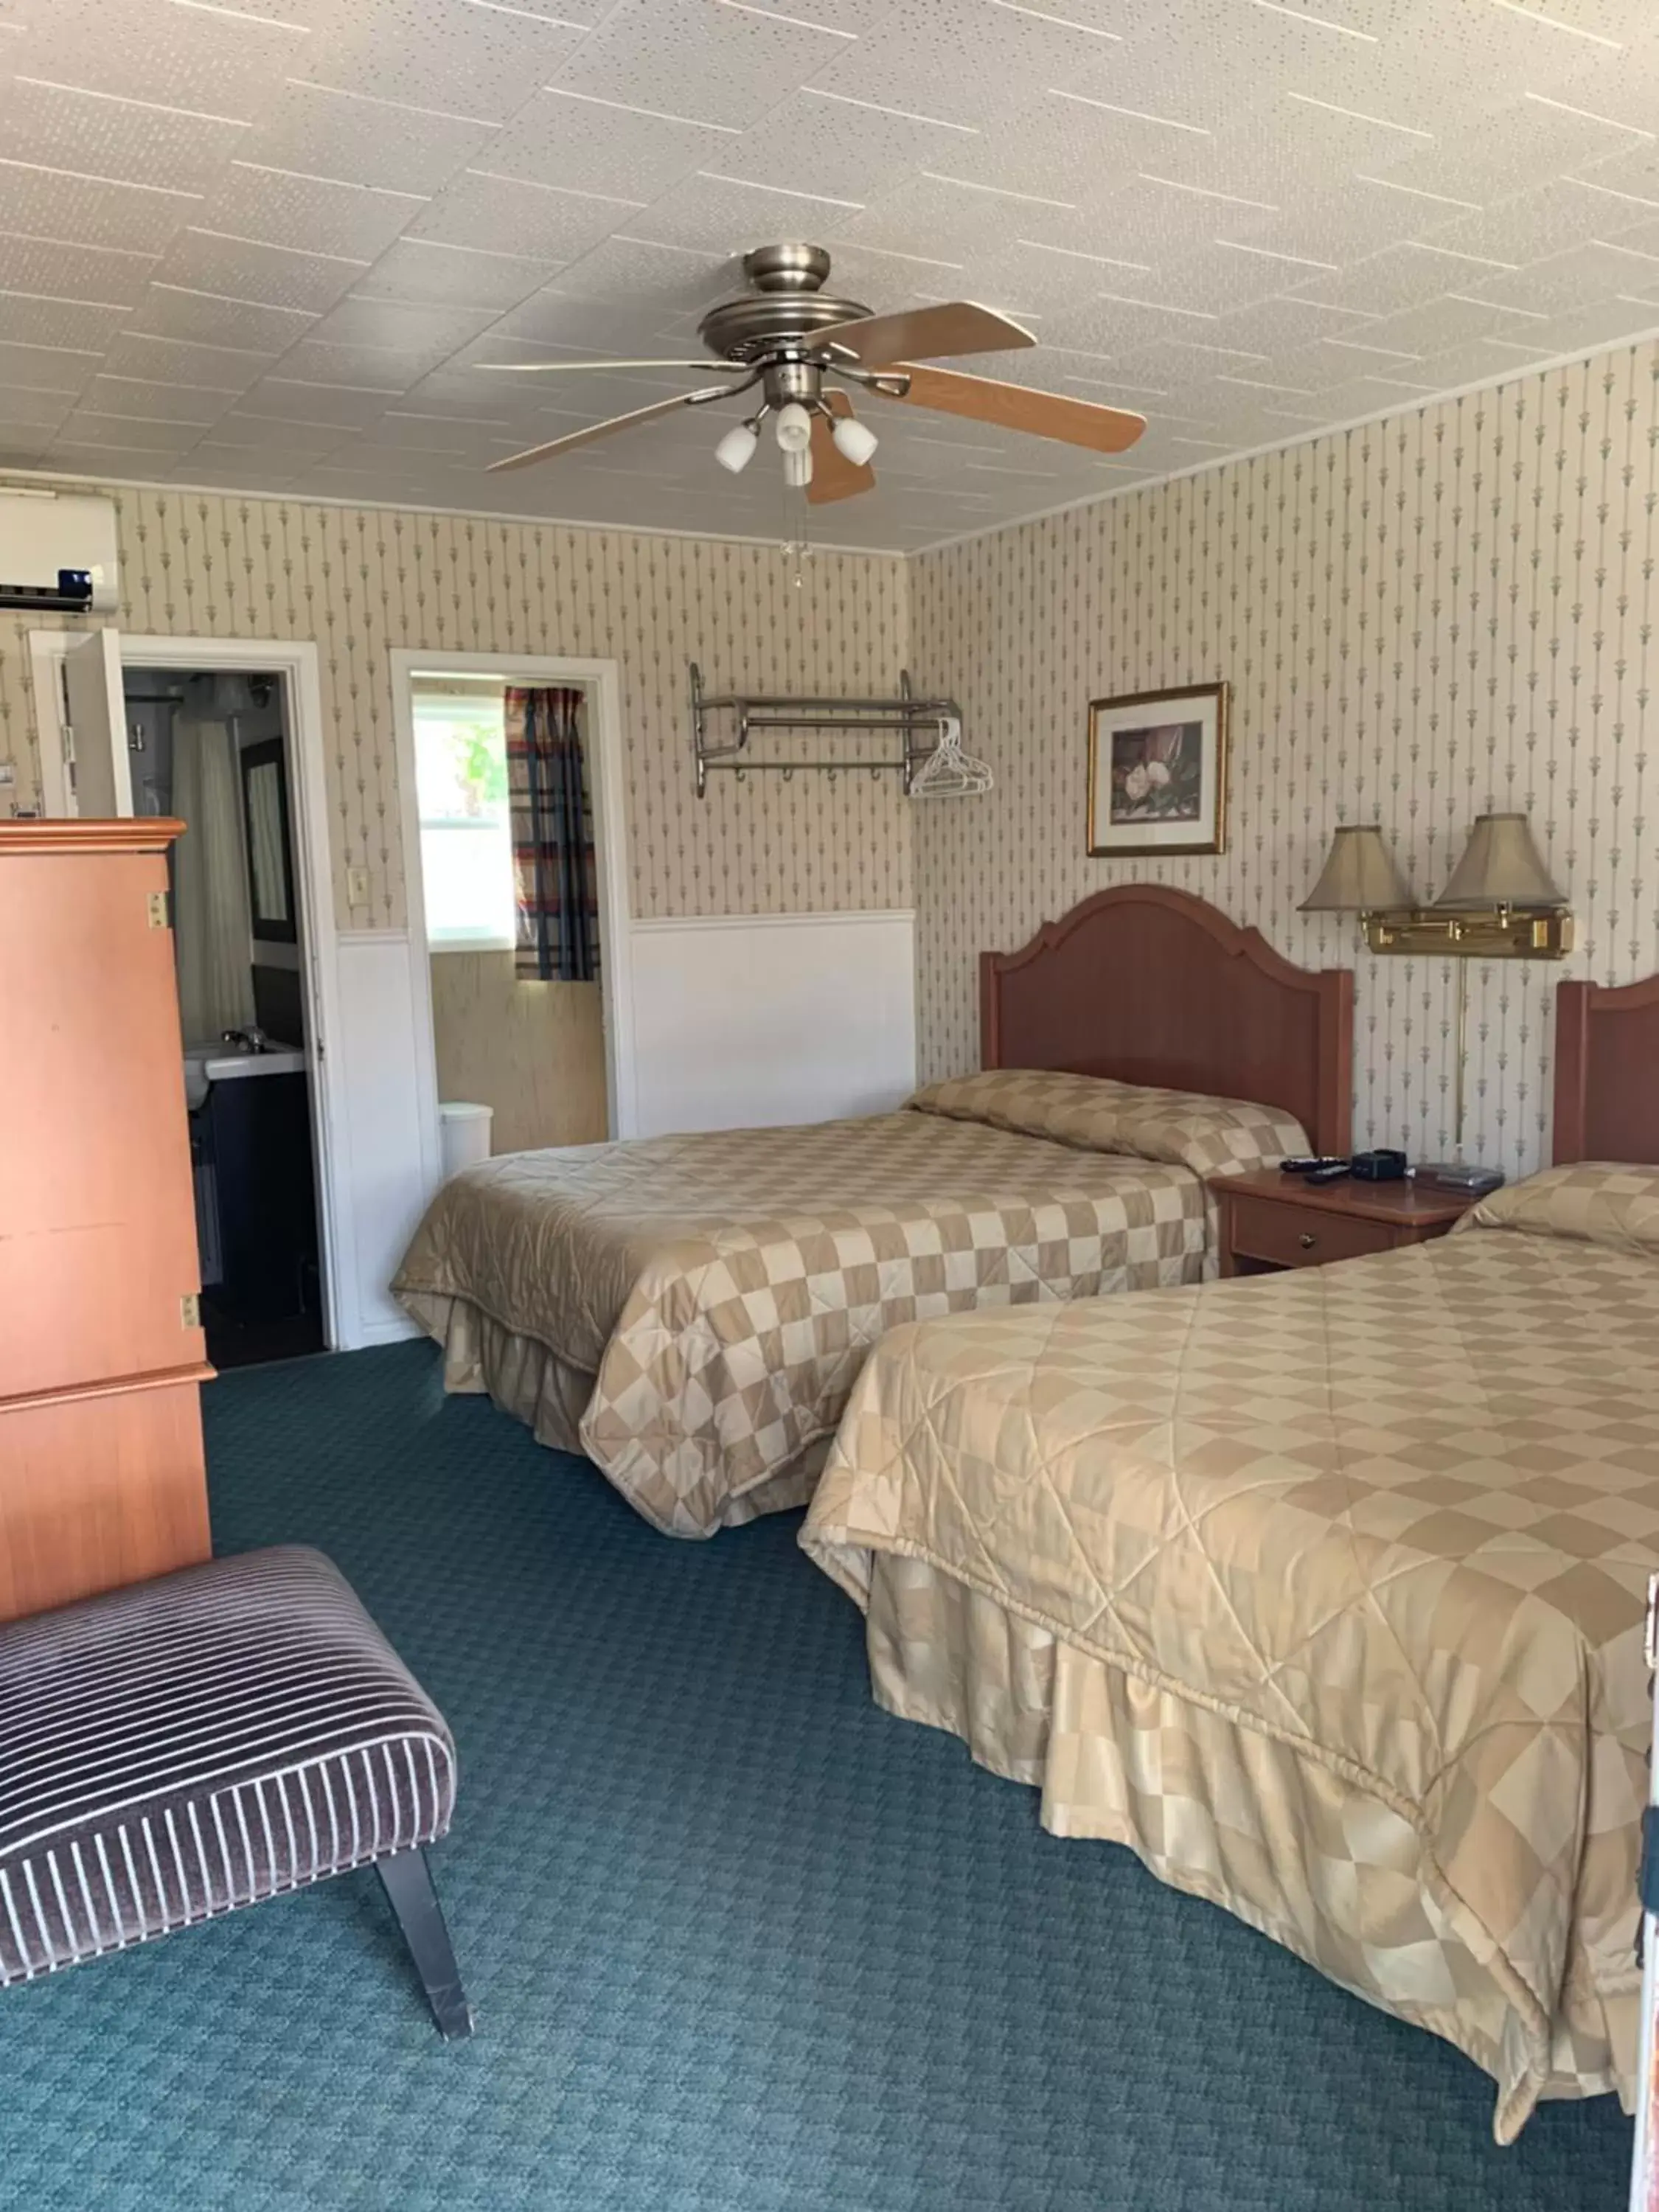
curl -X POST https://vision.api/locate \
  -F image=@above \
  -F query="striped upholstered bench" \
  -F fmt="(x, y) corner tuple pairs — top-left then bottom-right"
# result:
(0, 1545), (472, 2037)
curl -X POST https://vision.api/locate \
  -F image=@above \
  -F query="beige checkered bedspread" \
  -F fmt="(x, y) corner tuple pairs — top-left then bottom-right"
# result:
(801, 1172), (1659, 2139)
(392, 1074), (1304, 1537)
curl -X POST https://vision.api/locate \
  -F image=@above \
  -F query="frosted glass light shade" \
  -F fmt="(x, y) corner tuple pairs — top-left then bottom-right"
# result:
(1434, 813), (1564, 911)
(1299, 825), (1414, 913)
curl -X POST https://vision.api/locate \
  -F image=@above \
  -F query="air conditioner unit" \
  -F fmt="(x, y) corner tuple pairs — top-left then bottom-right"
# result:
(0, 489), (119, 613)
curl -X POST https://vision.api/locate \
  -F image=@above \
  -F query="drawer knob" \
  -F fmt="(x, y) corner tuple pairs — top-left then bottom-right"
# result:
(1299, 1231), (1316, 1250)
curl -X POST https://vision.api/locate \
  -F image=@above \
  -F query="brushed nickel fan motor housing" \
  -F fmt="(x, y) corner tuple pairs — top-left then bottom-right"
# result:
(697, 242), (871, 365)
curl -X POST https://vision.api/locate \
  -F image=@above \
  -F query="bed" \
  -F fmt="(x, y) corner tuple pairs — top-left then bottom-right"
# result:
(392, 886), (1351, 1537)
(801, 970), (1659, 2141)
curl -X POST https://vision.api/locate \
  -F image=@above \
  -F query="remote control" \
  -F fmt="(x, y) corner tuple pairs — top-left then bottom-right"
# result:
(1280, 1156), (1349, 1175)
(1305, 1162), (1352, 1185)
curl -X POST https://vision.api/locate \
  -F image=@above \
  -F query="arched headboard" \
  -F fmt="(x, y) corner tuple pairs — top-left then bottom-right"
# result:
(980, 885), (1354, 1158)
(1553, 974), (1659, 1165)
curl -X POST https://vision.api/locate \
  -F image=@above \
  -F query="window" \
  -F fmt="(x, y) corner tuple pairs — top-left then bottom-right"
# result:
(413, 681), (515, 952)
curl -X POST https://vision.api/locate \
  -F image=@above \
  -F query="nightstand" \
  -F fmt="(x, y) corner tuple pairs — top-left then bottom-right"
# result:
(1207, 1169), (1476, 1278)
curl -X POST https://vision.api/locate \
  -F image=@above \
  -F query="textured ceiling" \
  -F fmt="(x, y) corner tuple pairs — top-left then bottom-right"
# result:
(1, 0), (1658, 551)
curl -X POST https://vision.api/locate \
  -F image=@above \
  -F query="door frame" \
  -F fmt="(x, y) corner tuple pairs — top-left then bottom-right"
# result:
(389, 648), (635, 1154)
(119, 633), (352, 1352)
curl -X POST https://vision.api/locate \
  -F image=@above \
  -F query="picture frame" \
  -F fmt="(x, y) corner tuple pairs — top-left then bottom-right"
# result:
(1085, 681), (1228, 859)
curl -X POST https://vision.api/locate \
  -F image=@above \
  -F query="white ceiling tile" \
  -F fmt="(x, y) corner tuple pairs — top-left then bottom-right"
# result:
(150, 230), (367, 314)
(0, 78), (249, 195)
(530, 235), (735, 313)
(548, 0), (852, 131)
(1402, 335), (1559, 392)
(624, 171), (871, 260)
(275, 337), (428, 388)
(352, 237), (559, 312)
(201, 163), (427, 259)
(38, 437), (195, 474)
(206, 411), (355, 453)
(28, 0), (309, 117)
(1290, 241), (1490, 316)
(58, 408), (203, 452)
(715, 87), (978, 205)
(307, 293), (495, 354)
(482, 88), (731, 204)
(1418, 181), (1621, 272)
(409, 170), (640, 260)
(1524, 295), (1659, 356)
(235, 378), (397, 426)
(1466, 237), (1659, 318)
(127, 283), (319, 352)
(185, 432), (350, 470)
(0, 292), (129, 349)
(0, 232), (156, 307)
(293, 0), (589, 122)
(84, 374), (237, 422)
(804, 4), (1126, 133)
(1210, 294), (1377, 355)
(0, 159), (198, 254)
(1376, 91), (1649, 206)
(100, 330), (276, 388)
(238, 81), (495, 196)
(1358, 293), (1543, 356)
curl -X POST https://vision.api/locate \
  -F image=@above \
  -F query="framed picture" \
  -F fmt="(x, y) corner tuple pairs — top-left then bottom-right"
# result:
(1085, 681), (1228, 858)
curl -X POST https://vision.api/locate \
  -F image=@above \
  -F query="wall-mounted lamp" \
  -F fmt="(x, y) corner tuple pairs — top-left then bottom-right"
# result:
(1299, 813), (1572, 960)
(1300, 813), (1573, 1175)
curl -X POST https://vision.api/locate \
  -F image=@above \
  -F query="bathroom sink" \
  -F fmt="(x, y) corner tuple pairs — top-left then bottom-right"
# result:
(184, 1043), (306, 1110)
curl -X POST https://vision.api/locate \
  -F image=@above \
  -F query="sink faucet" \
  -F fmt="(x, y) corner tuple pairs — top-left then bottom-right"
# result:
(220, 1026), (268, 1054)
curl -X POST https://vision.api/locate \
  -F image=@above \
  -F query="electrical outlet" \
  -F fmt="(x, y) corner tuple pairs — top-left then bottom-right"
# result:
(347, 866), (370, 908)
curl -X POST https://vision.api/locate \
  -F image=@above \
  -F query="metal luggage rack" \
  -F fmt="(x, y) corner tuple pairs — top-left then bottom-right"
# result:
(690, 663), (962, 797)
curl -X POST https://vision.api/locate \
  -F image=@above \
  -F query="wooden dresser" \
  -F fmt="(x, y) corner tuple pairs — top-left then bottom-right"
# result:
(0, 819), (212, 1622)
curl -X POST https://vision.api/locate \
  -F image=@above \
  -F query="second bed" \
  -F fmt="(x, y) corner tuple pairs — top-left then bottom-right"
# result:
(394, 886), (1350, 1535)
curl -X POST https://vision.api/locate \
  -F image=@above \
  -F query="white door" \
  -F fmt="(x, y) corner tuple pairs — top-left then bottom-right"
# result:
(60, 630), (132, 817)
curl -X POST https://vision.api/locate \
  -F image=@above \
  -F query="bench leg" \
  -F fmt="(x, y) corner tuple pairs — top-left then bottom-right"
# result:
(376, 1848), (474, 2040)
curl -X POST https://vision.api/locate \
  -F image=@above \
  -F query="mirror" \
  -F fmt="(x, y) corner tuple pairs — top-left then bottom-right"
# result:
(240, 737), (296, 942)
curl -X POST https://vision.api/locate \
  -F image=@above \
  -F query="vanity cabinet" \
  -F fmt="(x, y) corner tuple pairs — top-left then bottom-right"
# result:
(0, 819), (212, 1621)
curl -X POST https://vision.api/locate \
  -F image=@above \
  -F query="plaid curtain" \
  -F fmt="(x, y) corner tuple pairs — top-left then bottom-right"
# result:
(507, 685), (600, 983)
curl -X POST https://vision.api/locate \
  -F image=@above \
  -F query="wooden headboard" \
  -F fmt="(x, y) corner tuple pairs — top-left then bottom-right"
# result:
(1553, 974), (1659, 1165)
(981, 884), (1354, 1158)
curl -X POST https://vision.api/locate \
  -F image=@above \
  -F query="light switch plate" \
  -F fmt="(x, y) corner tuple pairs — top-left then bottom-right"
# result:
(347, 866), (370, 906)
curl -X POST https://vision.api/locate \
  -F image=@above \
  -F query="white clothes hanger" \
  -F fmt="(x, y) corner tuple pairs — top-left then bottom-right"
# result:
(909, 713), (992, 799)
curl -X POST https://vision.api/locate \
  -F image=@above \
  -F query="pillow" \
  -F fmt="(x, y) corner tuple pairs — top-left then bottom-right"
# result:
(906, 1068), (1308, 1180)
(1460, 1162), (1659, 1256)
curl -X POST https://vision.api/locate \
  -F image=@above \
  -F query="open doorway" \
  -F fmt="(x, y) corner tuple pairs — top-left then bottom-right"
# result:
(393, 651), (633, 1176)
(125, 664), (325, 1369)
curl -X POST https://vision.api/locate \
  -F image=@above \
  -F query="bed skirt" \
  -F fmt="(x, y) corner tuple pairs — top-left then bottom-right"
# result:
(401, 1290), (823, 1524)
(863, 1553), (1637, 2139)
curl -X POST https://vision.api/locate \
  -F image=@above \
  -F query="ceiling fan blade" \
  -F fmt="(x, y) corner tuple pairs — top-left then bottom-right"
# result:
(808, 391), (875, 505)
(487, 394), (698, 473)
(815, 301), (1034, 367)
(882, 363), (1146, 454)
(476, 358), (742, 375)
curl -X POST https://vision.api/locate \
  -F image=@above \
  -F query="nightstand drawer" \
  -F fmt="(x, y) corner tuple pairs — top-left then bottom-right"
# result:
(1225, 1194), (1396, 1270)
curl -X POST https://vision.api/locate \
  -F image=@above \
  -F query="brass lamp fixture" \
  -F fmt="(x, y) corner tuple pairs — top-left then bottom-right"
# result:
(1301, 812), (1573, 1168)
(1299, 813), (1572, 960)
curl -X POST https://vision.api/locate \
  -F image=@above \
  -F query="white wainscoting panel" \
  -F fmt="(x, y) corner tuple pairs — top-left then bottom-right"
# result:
(331, 931), (440, 1346)
(625, 911), (917, 1138)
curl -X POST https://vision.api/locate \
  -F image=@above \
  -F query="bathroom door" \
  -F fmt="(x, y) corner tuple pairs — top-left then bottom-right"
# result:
(60, 630), (132, 816)
(30, 629), (133, 817)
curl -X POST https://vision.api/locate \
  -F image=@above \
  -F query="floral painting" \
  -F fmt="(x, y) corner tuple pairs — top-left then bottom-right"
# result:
(1087, 683), (1228, 858)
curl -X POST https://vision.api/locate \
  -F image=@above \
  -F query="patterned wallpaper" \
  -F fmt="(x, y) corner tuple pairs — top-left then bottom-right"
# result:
(0, 487), (911, 927)
(910, 343), (1659, 1181)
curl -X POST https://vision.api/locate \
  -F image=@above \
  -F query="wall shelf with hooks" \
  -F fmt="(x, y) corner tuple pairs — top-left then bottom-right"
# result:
(689, 664), (962, 798)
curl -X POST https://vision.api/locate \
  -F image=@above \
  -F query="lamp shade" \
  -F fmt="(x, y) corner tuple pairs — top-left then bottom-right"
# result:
(1433, 813), (1564, 911)
(1299, 824), (1414, 913)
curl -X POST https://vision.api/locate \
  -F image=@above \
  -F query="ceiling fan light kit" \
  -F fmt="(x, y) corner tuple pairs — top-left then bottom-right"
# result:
(481, 243), (1147, 505)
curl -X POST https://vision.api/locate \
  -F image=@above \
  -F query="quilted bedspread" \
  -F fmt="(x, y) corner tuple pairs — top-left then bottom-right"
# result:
(392, 1073), (1304, 1537)
(802, 1173), (1659, 2138)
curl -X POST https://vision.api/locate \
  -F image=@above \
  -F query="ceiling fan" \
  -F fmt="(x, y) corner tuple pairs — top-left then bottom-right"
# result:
(477, 243), (1146, 504)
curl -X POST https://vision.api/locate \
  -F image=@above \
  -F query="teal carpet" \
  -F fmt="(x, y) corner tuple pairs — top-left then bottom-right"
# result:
(0, 1343), (1633, 2211)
